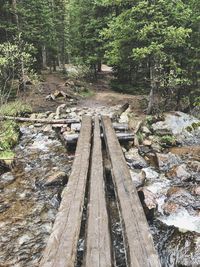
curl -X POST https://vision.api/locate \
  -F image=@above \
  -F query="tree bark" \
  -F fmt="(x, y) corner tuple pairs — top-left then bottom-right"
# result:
(42, 45), (47, 69)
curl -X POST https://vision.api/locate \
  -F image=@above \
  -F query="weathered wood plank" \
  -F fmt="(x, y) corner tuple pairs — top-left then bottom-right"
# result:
(85, 117), (112, 267)
(40, 116), (92, 267)
(102, 116), (160, 267)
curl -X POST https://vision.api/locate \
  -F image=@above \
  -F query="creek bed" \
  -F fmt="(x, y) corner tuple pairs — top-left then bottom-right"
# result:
(0, 125), (72, 267)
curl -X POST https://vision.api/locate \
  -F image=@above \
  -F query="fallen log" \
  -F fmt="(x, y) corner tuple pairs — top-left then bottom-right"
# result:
(0, 115), (80, 124)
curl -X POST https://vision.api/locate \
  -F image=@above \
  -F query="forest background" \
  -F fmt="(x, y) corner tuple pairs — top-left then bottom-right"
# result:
(0, 0), (200, 113)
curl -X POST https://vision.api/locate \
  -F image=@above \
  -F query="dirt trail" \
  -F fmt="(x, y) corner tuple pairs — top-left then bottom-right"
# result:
(22, 68), (146, 121)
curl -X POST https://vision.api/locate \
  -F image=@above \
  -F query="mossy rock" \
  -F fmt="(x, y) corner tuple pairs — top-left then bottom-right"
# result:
(160, 135), (177, 147)
(191, 122), (200, 130)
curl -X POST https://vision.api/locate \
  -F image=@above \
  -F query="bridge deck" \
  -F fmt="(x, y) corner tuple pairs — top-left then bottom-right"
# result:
(40, 116), (160, 267)
(85, 117), (112, 267)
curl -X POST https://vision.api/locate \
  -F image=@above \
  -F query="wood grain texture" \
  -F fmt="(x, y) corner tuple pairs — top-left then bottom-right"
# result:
(85, 117), (113, 267)
(102, 116), (161, 267)
(40, 116), (92, 267)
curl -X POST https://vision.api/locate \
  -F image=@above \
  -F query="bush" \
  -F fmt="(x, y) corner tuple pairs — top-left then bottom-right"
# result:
(110, 79), (149, 95)
(0, 100), (32, 116)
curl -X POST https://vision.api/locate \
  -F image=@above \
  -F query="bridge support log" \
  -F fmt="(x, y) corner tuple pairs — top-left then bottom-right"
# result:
(101, 116), (160, 267)
(39, 116), (92, 267)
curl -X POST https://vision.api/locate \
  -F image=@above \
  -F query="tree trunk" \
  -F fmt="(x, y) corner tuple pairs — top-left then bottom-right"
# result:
(42, 45), (47, 69)
(147, 61), (156, 114)
(147, 57), (160, 114)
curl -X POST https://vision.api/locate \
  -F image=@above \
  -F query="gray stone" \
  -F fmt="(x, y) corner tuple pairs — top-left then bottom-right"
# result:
(142, 126), (151, 134)
(125, 148), (148, 169)
(166, 164), (191, 181)
(152, 112), (199, 136)
(156, 152), (181, 172)
(130, 170), (145, 188)
(45, 171), (68, 186)
(142, 167), (159, 180)
(0, 172), (15, 188)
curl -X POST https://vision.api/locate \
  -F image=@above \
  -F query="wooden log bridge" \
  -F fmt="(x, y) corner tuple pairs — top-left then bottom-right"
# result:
(40, 116), (160, 267)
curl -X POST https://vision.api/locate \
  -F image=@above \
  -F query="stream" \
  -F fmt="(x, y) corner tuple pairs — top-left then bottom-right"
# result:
(0, 109), (199, 266)
(0, 125), (72, 266)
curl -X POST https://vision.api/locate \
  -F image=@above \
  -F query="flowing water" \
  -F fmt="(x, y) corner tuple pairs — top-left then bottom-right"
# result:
(143, 145), (200, 267)
(0, 125), (72, 267)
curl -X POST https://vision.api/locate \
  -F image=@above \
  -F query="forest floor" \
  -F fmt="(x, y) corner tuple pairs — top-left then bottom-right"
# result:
(20, 66), (147, 118)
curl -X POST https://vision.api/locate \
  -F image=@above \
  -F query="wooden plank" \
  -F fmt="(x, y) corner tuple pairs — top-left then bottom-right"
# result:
(85, 117), (112, 267)
(102, 116), (160, 267)
(40, 116), (92, 267)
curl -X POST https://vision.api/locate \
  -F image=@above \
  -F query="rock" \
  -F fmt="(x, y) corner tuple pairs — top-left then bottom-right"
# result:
(156, 152), (181, 172)
(152, 122), (173, 136)
(191, 106), (200, 119)
(151, 142), (162, 153)
(143, 139), (152, 146)
(30, 113), (37, 120)
(192, 186), (200, 196)
(130, 170), (145, 188)
(37, 113), (47, 119)
(0, 160), (11, 175)
(55, 104), (66, 119)
(167, 187), (187, 198)
(0, 203), (10, 213)
(65, 80), (75, 87)
(43, 125), (53, 133)
(142, 167), (159, 180)
(138, 188), (157, 220)
(125, 148), (148, 169)
(152, 112), (199, 136)
(142, 126), (151, 134)
(0, 172), (15, 188)
(187, 160), (200, 173)
(48, 113), (56, 119)
(162, 202), (180, 215)
(119, 108), (130, 123)
(166, 164), (191, 181)
(44, 171), (68, 186)
(71, 123), (81, 132)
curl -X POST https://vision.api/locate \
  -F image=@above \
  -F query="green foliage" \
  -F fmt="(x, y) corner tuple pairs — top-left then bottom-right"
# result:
(110, 80), (147, 95)
(160, 135), (176, 147)
(0, 100), (32, 116)
(0, 121), (19, 151)
(0, 100), (31, 159)
(194, 97), (200, 107)
(0, 37), (35, 103)
(0, 150), (15, 162)
(80, 88), (94, 98)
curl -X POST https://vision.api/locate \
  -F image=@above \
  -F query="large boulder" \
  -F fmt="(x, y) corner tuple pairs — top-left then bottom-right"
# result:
(152, 112), (199, 136)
